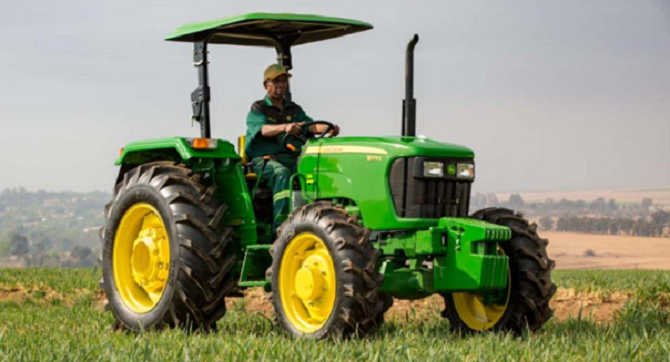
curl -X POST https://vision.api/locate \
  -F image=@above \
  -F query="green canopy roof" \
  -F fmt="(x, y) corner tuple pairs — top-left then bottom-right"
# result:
(165, 13), (373, 46)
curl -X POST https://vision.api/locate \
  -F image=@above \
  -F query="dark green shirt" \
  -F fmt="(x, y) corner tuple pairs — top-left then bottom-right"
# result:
(244, 95), (314, 161)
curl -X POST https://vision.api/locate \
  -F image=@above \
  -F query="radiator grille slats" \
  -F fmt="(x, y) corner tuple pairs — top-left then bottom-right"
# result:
(389, 157), (472, 218)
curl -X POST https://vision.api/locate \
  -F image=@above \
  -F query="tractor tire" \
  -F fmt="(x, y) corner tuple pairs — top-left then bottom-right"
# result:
(441, 208), (556, 334)
(268, 202), (385, 339)
(99, 161), (236, 332)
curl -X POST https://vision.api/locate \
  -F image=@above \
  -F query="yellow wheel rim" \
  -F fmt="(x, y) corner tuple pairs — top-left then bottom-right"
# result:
(279, 233), (336, 333)
(113, 203), (170, 313)
(452, 246), (510, 331)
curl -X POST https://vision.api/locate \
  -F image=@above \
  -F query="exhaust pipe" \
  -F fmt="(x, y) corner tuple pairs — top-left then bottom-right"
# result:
(402, 34), (419, 137)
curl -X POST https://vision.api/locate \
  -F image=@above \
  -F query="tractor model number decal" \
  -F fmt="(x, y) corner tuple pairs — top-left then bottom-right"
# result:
(305, 146), (388, 155)
(367, 155), (383, 162)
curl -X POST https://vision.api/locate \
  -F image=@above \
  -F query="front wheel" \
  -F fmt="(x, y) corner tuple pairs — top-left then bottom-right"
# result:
(268, 202), (385, 339)
(441, 208), (556, 334)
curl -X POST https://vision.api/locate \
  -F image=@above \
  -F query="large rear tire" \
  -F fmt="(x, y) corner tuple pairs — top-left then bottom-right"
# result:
(100, 161), (236, 331)
(268, 202), (385, 339)
(441, 208), (556, 334)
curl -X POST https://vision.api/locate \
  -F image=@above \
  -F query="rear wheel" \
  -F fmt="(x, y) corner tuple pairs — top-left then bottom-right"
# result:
(100, 161), (236, 331)
(268, 202), (385, 339)
(441, 208), (556, 334)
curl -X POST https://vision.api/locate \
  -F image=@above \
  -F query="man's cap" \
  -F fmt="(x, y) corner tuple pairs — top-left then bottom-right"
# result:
(264, 64), (292, 82)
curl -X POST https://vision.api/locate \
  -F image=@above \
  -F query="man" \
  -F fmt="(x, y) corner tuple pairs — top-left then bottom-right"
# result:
(245, 64), (339, 229)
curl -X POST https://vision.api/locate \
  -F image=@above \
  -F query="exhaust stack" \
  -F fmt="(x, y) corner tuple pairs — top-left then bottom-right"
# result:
(402, 34), (419, 137)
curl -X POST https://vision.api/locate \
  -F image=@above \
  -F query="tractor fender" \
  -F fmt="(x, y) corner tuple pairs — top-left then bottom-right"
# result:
(115, 137), (241, 166)
(113, 137), (241, 185)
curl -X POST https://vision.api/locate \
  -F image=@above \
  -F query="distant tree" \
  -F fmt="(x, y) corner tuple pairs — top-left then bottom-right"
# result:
(486, 194), (500, 207)
(508, 194), (525, 209)
(539, 216), (554, 231)
(608, 198), (618, 211)
(70, 245), (95, 267)
(470, 193), (487, 211)
(651, 210), (670, 226)
(71, 245), (92, 261)
(590, 197), (607, 213)
(9, 232), (29, 257)
(641, 198), (653, 208)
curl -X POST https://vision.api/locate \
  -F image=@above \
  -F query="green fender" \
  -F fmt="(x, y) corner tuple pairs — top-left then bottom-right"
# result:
(113, 137), (258, 246)
(115, 137), (241, 166)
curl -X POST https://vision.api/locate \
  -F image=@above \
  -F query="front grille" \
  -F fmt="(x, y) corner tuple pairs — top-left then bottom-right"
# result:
(389, 157), (472, 218)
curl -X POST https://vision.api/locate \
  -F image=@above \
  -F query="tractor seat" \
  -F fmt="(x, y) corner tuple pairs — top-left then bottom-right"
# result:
(238, 135), (258, 181)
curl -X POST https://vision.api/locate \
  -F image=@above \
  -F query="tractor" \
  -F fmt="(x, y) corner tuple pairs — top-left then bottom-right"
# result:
(100, 13), (556, 338)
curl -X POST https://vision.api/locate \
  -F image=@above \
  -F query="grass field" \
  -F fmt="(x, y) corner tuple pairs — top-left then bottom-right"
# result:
(1, 268), (669, 361)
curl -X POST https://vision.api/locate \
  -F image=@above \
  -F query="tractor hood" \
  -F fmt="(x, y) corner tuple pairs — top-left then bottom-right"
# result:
(309, 136), (474, 159)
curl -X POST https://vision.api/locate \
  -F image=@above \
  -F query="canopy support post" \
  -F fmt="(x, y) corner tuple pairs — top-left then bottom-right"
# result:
(275, 38), (297, 102)
(191, 41), (211, 138)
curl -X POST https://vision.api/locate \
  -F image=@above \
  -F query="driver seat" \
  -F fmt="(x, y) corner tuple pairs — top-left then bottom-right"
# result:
(237, 136), (258, 181)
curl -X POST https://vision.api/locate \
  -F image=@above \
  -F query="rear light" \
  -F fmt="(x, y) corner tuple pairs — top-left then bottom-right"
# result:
(187, 138), (217, 149)
(119, 148), (124, 156)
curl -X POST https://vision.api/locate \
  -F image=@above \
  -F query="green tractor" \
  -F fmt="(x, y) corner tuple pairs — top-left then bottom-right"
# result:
(100, 13), (556, 338)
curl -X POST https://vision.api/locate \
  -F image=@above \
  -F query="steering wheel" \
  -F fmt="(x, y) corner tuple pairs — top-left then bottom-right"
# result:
(281, 121), (335, 152)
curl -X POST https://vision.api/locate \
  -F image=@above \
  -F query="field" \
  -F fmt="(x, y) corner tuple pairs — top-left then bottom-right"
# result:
(495, 186), (670, 206)
(545, 231), (670, 270)
(1, 268), (669, 361)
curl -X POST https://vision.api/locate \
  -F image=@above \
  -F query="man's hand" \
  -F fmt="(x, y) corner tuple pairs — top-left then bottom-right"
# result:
(308, 123), (340, 137)
(284, 122), (304, 136)
(327, 124), (340, 137)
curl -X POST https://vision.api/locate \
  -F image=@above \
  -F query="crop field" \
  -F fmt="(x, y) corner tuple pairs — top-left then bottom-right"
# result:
(546, 232), (670, 270)
(1, 268), (669, 361)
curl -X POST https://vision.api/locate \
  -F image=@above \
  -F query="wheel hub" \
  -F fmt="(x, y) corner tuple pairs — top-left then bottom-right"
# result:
(294, 255), (327, 302)
(278, 233), (336, 333)
(112, 203), (171, 313)
(131, 227), (169, 293)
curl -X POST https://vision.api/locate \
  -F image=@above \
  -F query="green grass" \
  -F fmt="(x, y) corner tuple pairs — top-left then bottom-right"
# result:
(553, 270), (670, 294)
(0, 268), (100, 292)
(3, 268), (669, 294)
(1, 269), (669, 361)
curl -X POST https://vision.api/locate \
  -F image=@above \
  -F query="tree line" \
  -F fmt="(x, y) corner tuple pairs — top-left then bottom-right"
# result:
(538, 210), (670, 238)
(470, 193), (657, 218)
(3, 231), (97, 267)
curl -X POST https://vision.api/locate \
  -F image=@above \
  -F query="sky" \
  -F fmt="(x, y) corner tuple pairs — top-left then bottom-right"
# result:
(0, 0), (669, 193)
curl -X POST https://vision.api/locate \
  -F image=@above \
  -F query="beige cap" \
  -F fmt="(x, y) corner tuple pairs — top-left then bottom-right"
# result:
(263, 64), (292, 82)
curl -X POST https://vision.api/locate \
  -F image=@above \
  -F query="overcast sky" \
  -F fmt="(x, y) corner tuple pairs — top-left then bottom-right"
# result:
(1, 0), (668, 193)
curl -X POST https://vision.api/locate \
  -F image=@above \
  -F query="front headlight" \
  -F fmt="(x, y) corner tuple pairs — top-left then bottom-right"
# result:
(423, 162), (444, 177)
(457, 163), (475, 179)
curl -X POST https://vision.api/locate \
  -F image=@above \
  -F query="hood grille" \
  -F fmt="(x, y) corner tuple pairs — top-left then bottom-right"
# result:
(388, 157), (472, 218)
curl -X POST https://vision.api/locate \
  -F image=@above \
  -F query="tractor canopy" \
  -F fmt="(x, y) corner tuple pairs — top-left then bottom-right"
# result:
(165, 13), (373, 46)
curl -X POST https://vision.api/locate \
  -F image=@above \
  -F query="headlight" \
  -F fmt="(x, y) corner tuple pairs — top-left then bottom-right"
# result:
(423, 162), (444, 177)
(457, 163), (475, 179)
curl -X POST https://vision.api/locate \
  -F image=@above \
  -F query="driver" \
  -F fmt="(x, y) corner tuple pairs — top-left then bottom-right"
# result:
(245, 64), (339, 229)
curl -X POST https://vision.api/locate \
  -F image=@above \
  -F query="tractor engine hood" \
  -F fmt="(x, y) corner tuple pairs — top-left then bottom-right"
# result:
(307, 136), (474, 160)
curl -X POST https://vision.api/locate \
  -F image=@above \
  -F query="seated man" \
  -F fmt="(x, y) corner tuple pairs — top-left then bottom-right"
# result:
(245, 64), (339, 229)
